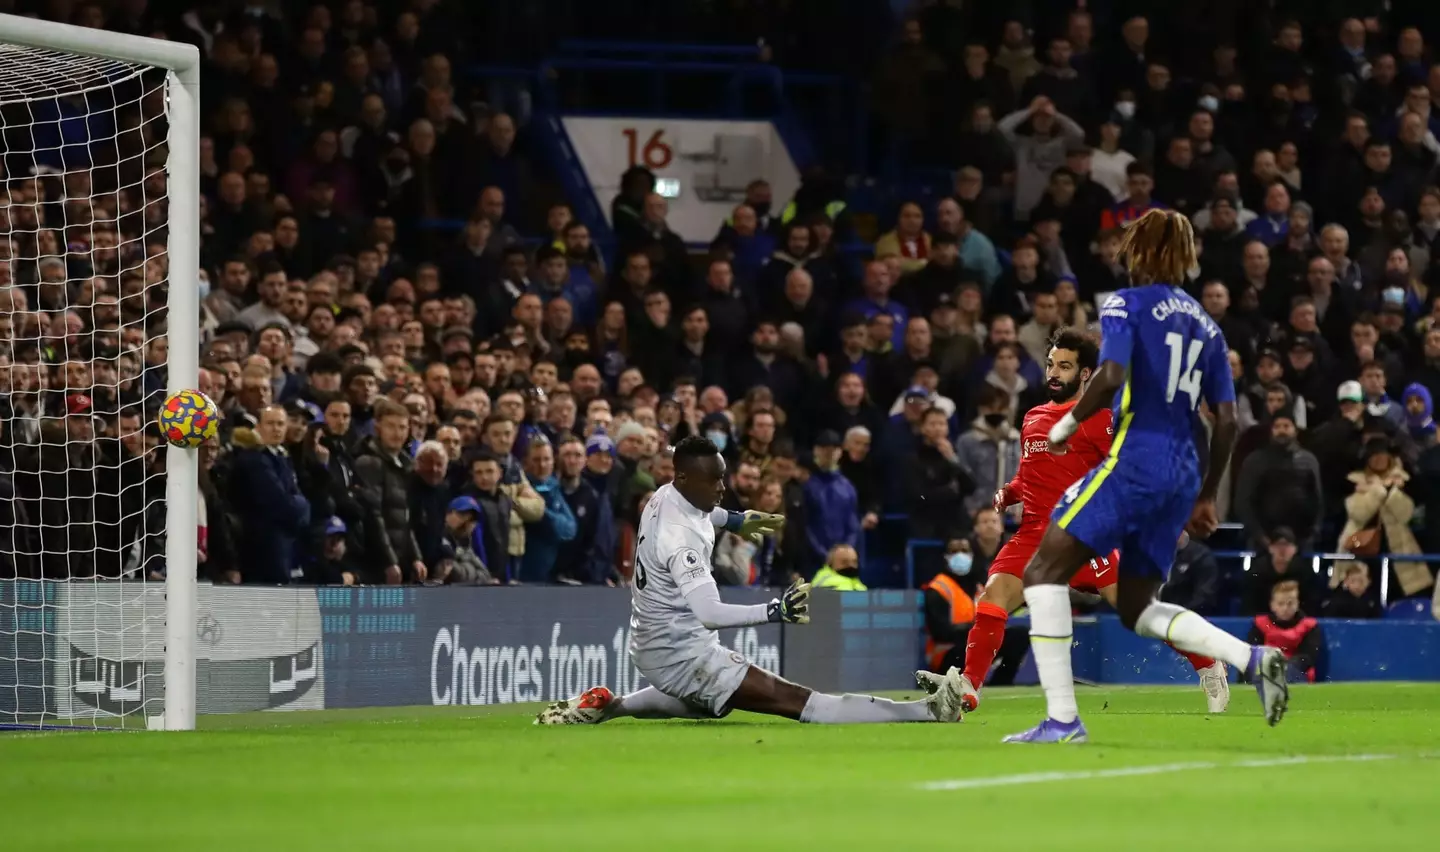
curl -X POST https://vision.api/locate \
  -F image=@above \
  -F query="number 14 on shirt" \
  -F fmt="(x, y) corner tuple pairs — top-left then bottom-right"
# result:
(1164, 331), (1204, 409)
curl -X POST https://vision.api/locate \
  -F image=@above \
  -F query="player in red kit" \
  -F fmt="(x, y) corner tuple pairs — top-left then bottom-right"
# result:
(954, 330), (1230, 714)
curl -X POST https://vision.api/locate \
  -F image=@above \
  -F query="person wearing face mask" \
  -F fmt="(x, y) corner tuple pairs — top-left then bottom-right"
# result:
(1234, 412), (1324, 551)
(699, 411), (736, 464)
(920, 539), (977, 673)
(810, 544), (866, 591)
(927, 513), (1033, 683)
(955, 385), (1019, 519)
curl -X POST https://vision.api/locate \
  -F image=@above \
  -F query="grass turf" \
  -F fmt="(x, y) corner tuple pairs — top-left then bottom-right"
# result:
(2, 682), (1437, 851)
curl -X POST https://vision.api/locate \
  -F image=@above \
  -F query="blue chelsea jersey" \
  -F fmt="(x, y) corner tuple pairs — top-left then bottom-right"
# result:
(1096, 285), (1235, 470)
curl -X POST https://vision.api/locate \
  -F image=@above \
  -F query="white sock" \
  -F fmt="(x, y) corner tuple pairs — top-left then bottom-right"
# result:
(1134, 601), (1252, 670)
(1024, 584), (1079, 724)
(607, 687), (708, 721)
(799, 692), (935, 723)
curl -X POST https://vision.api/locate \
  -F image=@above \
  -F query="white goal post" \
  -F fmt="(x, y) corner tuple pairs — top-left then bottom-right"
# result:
(0, 15), (198, 731)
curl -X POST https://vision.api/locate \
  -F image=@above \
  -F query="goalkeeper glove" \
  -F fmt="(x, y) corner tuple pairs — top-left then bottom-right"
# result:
(735, 510), (786, 543)
(767, 581), (810, 624)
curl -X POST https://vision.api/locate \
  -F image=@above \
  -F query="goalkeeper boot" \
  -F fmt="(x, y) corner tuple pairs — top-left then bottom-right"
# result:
(535, 686), (614, 726)
(1197, 660), (1231, 713)
(1245, 646), (1289, 726)
(916, 668), (979, 715)
(914, 667), (967, 722)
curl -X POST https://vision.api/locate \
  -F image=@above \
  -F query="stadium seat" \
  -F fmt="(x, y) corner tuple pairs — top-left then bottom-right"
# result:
(1385, 598), (1433, 620)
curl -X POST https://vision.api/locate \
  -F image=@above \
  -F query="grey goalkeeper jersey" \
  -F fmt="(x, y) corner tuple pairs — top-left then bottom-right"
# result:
(629, 485), (729, 668)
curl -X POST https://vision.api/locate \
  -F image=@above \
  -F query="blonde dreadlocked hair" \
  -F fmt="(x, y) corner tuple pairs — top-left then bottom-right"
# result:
(1115, 209), (1199, 285)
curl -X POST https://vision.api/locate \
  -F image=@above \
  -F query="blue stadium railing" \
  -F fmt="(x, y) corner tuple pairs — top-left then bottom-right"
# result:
(888, 521), (1436, 615)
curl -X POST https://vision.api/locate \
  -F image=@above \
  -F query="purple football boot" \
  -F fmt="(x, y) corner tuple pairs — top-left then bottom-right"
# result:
(1002, 717), (1089, 743)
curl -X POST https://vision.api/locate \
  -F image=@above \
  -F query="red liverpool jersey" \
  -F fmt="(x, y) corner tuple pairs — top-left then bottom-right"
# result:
(1004, 401), (1115, 526)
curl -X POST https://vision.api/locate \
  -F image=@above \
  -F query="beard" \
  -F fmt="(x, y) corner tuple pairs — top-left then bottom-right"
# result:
(1046, 376), (1081, 403)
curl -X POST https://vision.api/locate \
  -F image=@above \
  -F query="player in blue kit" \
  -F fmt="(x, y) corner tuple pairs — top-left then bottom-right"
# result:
(1005, 210), (1290, 744)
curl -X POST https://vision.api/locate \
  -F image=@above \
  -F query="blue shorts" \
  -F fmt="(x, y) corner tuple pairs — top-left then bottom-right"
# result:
(1050, 457), (1199, 580)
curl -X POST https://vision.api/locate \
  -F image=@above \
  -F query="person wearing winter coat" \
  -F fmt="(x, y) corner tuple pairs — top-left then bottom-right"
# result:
(1322, 563), (1382, 619)
(1243, 528), (1320, 616)
(292, 421), (352, 570)
(480, 413), (546, 572)
(1358, 360), (1405, 430)
(955, 385), (1020, 519)
(801, 431), (859, 575)
(904, 407), (977, 547)
(1233, 413), (1324, 551)
(197, 439), (240, 584)
(408, 441), (454, 572)
(713, 202), (776, 287)
(838, 426), (880, 533)
(553, 435), (603, 584)
(227, 405), (311, 584)
(977, 342), (1045, 425)
(353, 398), (427, 584)
(309, 516), (360, 586)
(581, 434), (620, 583)
(1160, 536), (1223, 616)
(1337, 438), (1433, 598)
(873, 201), (932, 275)
(754, 223), (820, 305)
(437, 497), (494, 585)
(518, 438), (578, 583)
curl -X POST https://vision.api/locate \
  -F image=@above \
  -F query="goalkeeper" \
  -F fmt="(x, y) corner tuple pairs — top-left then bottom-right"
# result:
(538, 435), (967, 725)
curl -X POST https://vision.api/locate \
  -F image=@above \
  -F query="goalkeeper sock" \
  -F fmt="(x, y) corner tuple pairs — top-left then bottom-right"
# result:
(1024, 584), (1079, 724)
(962, 601), (1009, 688)
(1135, 601), (1251, 670)
(799, 692), (935, 723)
(607, 687), (709, 720)
(1169, 644), (1217, 671)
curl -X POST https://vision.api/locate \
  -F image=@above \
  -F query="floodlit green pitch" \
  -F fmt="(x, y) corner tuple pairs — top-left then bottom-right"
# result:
(2, 683), (1436, 851)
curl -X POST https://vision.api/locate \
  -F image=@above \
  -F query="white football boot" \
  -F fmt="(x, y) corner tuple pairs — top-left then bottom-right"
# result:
(1197, 660), (1231, 713)
(535, 686), (614, 725)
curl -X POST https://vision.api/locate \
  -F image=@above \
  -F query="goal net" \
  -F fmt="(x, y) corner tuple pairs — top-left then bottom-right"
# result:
(0, 17), (199, 731)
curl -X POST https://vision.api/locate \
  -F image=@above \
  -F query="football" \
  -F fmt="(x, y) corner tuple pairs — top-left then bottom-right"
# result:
(157, 389), (219, 448)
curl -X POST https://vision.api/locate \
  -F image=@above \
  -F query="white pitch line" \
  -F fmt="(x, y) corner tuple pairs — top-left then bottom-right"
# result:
(916, 753), (1403, 792)
(971, 688), (1192, 701)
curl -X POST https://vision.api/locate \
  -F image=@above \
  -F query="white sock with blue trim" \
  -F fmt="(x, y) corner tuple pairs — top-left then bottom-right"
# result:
(1023, 584), (1079, 724)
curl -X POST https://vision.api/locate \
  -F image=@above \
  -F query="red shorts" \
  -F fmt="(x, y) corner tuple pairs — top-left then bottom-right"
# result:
(987, 524), (1119, 591)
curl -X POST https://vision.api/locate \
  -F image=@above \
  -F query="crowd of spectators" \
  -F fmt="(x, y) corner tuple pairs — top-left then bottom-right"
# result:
(0, 2), (1436, 617)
